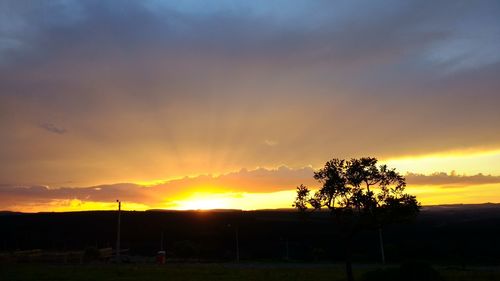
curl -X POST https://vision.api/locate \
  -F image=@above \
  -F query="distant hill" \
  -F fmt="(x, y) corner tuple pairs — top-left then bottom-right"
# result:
(0, 211), (23, 216)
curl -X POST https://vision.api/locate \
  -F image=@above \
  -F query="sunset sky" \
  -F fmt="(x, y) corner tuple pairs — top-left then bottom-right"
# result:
(1, 1), (499, 212)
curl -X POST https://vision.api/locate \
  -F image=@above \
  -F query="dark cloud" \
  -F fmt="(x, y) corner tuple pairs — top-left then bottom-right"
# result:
(39, 123), (67, 134)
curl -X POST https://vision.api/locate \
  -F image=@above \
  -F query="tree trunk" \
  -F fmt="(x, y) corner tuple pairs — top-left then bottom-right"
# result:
(345, 259), (354, 281)
(345, 234), (355, 281)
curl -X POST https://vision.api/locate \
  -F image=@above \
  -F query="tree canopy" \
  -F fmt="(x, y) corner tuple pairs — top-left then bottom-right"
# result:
(294, 157), (420, 227)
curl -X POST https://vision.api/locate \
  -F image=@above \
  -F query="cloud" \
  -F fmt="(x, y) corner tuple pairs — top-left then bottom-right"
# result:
(2, 166), (500, 211)
(263, 140), (278, 147)
(39, 123), (67, 134)
(0, 1), (499, 186)
(0, 166), (316, 210)
(406, 172), (500, 187)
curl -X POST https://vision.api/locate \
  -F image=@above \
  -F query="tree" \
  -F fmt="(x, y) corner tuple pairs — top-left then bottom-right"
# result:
(293, 157), (420, 281)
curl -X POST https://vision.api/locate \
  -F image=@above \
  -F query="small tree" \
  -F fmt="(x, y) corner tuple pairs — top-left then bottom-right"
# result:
(293, 157), (420, 281)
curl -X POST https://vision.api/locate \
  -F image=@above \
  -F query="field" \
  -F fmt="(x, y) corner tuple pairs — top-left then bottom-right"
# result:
(1, 263), (500, 281)
(2, 205), (500, 264)
(1, 205), (499, 280)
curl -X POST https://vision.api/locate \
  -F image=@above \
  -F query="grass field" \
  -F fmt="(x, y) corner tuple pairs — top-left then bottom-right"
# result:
(1, 263), (499, 281)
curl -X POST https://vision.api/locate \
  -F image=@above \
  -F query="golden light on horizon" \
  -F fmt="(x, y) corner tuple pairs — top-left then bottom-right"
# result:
(4, 147), (500, 213)
(8, 199), (151, 213)
(385, 149), (500, 176)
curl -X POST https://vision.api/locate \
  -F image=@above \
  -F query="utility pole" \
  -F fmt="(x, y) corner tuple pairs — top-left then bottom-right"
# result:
(285, 238), (290, 261)
(378, 225), (385, 265)
(160, 231), (164, 251)
(227, 223), (240, 263)
(116, 200), (121, 263)
(235, 225), (240, 263)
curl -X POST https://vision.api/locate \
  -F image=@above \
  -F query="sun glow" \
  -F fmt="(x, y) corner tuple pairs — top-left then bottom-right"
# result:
(174, 193), (233, 210)
(170, 190), (297, 210)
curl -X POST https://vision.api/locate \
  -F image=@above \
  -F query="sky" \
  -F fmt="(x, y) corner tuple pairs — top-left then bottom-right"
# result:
(1, 0), (499, 212)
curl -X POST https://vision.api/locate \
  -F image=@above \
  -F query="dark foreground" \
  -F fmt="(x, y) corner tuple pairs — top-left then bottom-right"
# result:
(1, 204), (500, 264)
(1, 263), (500, 281)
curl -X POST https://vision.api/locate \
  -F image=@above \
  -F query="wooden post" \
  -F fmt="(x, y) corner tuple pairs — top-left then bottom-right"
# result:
(378, 226), (386, 265)
(116, 200), (121, 263)
(235, 225), (240, 263)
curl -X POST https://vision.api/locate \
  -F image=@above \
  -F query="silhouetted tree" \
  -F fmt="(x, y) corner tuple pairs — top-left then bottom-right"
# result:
(294, 157), (420, 281)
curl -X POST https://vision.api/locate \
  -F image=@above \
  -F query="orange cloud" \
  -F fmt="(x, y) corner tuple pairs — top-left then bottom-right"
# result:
(2, 167), (500, 212)
(0, 166), (317, 211)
